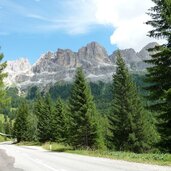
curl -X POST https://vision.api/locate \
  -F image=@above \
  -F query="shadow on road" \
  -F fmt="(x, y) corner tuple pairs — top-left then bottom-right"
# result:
(0, 149), (23, 171)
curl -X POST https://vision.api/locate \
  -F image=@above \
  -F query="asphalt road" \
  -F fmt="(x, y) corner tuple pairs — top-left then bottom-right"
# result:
(0, 142), (171, 171)
(0, 148), (23, 171)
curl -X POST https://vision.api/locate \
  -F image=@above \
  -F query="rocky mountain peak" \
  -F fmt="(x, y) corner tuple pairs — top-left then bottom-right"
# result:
(4, 42), (158, 92)
(138, 42), (158, 60)
(4, 58), (32, 86)
(86, 41), (107, 54)
(109, 48), (139, 64)
(78, 42), (111, 65)
(6, 58), (31, 72)
(142, 42), (158, 50)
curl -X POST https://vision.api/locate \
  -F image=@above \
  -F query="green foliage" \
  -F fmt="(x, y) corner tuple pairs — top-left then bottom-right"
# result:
(13, 101), (29, 142)
(158, 89), (171, 152)
(6, 88), (20, 108)
(47, 81), (112, 114)
(0, 135), (5, 142)
(30, 75), (145, 117)
(69, 68), (105, 149)
(146, 0), (171, 40)
(0, 121), (3, 132)
(35, 94), (53, 142)
(0, 53), (10, 114)
(145, 0), (171, 152)
(4, 87), (25, 120)
(26, 113), (38, 141)
(145, 46), (171, 110)
(90, 81), (112, 115)
(0, 114), (5, 133)
(51, 98), (69, 143)
(49, 83), (72, 100)
(0, 113), (13, 135)
(109, 52), (158, 153)
(4, 115), (12, 135)
(26, 86), (40, 100)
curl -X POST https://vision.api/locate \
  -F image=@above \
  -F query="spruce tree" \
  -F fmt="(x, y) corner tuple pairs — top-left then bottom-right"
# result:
(0, 120), (3, 132)
(0, 53), (10, 113)
(69, 68), (104, 149)
(13, 101), (29, 142)
(26, 113), (38, 141)
(159, 89), (171, 152)
(35, 94), (53, 142)
(34, 93), (44, 117)
(109, 52), (157, 153)
(145, 0), (171, 151)
(51, 98), (68, 143)
(4, 116), (10, 135)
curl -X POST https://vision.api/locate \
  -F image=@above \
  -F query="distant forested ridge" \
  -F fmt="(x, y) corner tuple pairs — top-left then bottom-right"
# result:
(23, 73), (146, 115)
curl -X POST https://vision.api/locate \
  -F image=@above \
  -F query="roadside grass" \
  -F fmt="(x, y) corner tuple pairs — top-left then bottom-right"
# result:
(69, 149), (171, 166)
(17, 141), (42, 146)
(0, 135), (5, 142)
(0, 135), (10, 142)
(43, 142), (171, 166)
(43, 142), (73, 152)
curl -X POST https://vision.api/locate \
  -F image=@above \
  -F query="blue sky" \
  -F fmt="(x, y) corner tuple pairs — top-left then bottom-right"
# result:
(0, 0), (117, 64)
(0, 0), (162, 64)
(0, 25), (115, 64)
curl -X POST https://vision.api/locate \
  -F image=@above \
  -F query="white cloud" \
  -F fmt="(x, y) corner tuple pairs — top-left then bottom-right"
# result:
(26, 1), (98, 34)
(0, 0), (166, 50)
(50, 0), (166, 50)
(93, 0), (166, 51)
(0, 0), (97, 34)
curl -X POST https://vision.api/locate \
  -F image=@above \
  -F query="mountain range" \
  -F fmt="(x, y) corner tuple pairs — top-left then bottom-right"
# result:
(4, 41), (157, 92)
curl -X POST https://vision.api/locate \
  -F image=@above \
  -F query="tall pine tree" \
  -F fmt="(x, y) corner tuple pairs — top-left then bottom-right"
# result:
(26, 112), (38, 141)
(145, 0), (171, 152)
(109, 52), (158, 153)
(51, 98), (68, 143)
(0, 52), (10, 113)
(69, 68), (104, 149)
(35, 94), (53, 142)
(13, 101), (29, 142)
(159, 89), (171, 152)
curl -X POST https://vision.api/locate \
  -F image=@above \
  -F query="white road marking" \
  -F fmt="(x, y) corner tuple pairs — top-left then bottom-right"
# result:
(26, 156), (60, 171)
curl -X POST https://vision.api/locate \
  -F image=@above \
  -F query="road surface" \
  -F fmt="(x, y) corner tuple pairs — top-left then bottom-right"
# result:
(0, 142), (171, 171)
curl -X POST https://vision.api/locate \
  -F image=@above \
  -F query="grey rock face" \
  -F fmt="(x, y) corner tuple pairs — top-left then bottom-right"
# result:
(109, 48), (140, 71)
(78, 42), (111, 66)
(109, 42), (157, 71)
(5, 42), (156, 92)
(28, 42), (115, 92)
(110, 48), (138, 63)
(138, 42), (158, 60)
